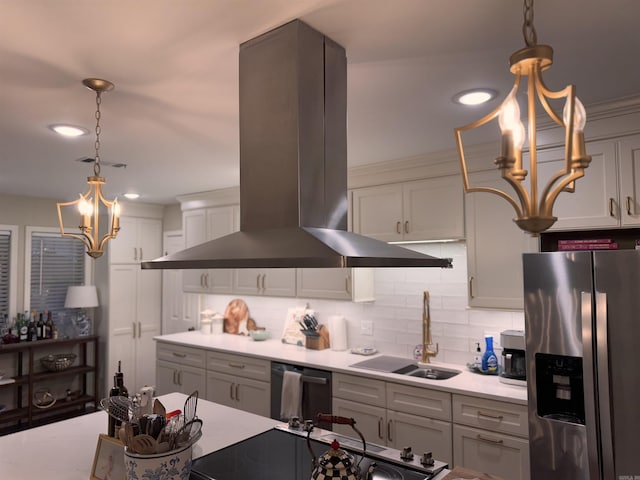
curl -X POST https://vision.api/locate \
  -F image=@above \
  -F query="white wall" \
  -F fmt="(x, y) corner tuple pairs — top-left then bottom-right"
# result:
(201, 242), (524, 367)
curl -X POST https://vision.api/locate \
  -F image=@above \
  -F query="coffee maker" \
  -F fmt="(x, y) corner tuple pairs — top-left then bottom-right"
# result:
(499, 330), (526, 386)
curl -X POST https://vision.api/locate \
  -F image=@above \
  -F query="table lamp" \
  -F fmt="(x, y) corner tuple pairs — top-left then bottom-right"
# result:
(64, 285), (99, 336)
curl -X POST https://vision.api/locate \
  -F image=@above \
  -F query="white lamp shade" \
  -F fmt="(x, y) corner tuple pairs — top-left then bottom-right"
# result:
(64, 285), (99, 308)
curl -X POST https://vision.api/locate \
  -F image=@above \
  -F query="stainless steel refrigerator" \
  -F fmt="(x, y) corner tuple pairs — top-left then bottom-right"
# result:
(523, 251), (640, 480)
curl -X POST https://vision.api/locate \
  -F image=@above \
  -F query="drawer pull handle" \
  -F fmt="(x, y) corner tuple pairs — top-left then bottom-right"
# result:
(404, 220), (409, 234)
(387, 419), (392, 442)
(177, 370), (182, 386)
(468, 276), (474, 299)
(378, 418), (383, 440)
(235, 383), (240, 401)
(476, 434), (504, 445)
(228, 362), (245, 369)
(396, 221), (401, 234)
(172, 352), (187, 358)
(627, 196), (633, 216)
(173, 370), (178, 385)
(230, 383), (235, 400)
(477, 410), (504, 420)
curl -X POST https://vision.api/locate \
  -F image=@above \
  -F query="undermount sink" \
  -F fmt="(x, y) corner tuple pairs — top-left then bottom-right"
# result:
(349, 355), (461, 381)
(394, 364), (461, 380)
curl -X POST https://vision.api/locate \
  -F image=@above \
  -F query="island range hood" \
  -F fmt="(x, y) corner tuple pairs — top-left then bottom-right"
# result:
(142, 20), (452, 270)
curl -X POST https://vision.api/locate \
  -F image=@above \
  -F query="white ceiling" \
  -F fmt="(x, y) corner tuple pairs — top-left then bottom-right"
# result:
(1, 0), (639, 205)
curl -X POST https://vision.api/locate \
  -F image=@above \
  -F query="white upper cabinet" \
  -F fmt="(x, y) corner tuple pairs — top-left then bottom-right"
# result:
(352, 176), (464, 242)
(539, 134), (640, 231)
(182, 205), (238, 294)
(109, 216), (162, 264)
(465, 170), (539, 310)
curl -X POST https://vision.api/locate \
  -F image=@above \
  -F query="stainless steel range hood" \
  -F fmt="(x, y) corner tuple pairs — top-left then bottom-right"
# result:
(142, 20), (452, 270)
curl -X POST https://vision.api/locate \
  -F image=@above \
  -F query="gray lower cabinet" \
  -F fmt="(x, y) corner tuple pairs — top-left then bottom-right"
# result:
(332, 373), (453, 465)
(155, 344), (206, 395)
(452, 394), (530, 480)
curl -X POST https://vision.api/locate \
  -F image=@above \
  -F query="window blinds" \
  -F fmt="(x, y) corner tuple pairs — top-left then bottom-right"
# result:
(30, 233), (85, 313)
(0, 230), (10, 315)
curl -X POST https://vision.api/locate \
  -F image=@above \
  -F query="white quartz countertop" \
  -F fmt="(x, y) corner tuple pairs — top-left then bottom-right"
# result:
(155, 331), (528, 405)
(0, 392), (279, 480)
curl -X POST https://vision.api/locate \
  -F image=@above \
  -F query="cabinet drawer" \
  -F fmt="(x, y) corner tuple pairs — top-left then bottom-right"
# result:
(452, 394), (528, 438)
(332, 373), (386, 407)
(453, 424), (530, 480)
(386, 382), (451, 421)
(206, 351), (270, 382)
(156, 343), (206, 369)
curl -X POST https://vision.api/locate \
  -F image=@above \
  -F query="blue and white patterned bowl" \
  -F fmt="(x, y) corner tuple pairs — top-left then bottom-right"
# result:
(124, 443), (192, 480)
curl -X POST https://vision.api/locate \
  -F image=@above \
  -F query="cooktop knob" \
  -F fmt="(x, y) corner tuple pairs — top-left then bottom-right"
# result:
(420, 451), (435, 466)
(400, 446), (414, 461)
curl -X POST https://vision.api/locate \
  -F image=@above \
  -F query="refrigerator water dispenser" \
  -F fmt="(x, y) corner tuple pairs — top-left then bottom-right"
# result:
(535, 353), (585, 425)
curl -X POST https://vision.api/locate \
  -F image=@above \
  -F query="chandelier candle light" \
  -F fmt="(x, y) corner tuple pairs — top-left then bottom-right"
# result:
(57, 78), (121, 258)
(454, 0), (591, 235)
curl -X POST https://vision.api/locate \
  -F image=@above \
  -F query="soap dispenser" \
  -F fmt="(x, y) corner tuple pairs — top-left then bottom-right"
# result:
(473, 342), (482, 369)
(481, 335), (498, 373)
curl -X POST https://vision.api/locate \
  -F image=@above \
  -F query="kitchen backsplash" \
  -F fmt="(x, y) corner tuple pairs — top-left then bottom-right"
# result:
(200, 242), (524, 367)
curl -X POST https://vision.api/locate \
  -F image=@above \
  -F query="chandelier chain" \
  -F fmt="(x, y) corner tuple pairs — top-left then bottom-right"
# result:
(93, 91), (102, 176)
(522, 0), (537, 47)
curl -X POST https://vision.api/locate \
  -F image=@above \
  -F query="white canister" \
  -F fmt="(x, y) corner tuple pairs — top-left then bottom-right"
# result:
(200, 318), (212, 334)
(211, 313), (224, 335)
(328, 315), (348, 351)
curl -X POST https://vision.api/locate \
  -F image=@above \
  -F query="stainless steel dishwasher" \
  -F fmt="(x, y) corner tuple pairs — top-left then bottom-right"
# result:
(270, 361), (332, 430)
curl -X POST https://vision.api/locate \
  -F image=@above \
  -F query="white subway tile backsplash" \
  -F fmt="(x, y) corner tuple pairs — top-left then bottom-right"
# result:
(197, 245), (522, 367)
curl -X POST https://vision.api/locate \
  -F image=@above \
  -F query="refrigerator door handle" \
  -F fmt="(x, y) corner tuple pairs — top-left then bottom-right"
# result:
(581, 291), (601, 480)
(595, 291), (615, 479)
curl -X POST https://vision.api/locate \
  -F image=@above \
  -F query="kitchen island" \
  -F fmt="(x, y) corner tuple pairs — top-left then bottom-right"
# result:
(0, 391), (453, 480)
(0, 392), (278, 480)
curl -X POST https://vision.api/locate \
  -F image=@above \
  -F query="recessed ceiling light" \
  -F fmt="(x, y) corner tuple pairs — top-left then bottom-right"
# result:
(123, 193), (140, 200)
(49, 124), (89, 137)
(453, 89), (497, 106)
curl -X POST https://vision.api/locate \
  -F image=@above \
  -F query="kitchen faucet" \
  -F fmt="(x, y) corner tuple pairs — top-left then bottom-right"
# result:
(421, 291), (439, 364)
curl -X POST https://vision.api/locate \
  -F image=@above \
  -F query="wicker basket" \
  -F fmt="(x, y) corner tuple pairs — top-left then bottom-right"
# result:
(40, 353), (77, 372)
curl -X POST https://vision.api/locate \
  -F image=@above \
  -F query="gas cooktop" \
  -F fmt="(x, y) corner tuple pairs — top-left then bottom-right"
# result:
(190, 423), (447, 480)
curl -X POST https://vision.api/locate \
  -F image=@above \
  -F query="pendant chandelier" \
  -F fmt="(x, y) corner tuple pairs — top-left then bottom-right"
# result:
(454, 0), (591, 235)
(57, 78), (121, 258)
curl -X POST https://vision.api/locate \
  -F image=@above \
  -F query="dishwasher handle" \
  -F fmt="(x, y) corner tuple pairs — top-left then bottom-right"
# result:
(271, 367), (328, 384)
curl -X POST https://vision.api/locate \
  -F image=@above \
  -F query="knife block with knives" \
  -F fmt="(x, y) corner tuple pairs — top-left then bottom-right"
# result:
(299, 313), (330, 350)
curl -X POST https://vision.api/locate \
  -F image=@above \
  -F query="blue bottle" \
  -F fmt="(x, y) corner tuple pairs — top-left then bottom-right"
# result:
(481, 335), (498, 373)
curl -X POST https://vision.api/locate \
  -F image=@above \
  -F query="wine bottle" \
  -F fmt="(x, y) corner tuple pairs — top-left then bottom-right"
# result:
(115, 360), (129, 398)
(37, 312), (45, 340)
(19, 312), (28, 342)
(108, 377), (120, 437)
(44, 311), (54, 339)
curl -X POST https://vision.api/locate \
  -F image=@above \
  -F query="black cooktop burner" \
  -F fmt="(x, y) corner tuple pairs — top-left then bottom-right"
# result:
(190, 428), (443, 480)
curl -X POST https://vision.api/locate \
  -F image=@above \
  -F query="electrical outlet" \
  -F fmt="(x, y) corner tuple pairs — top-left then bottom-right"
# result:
(361, 320), (373, 336)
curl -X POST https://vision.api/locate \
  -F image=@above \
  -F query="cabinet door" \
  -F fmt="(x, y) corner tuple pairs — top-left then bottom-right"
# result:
(539, 140), (618, 230)
(332, 397), (387, 445)
(233, 269), (296, 296)
(453, 424), (530, 480)
(465, 170), (539, 309)
(204, 206), (235, 292)
(156, 360), (180, 396)
(236, 377), (270, 417)
(182, 210), (209, 293)
(176, 364), (206, 396)
(403, 176), (464, 241)
(137, 218), (162, 262)
(135, 269), (161, 392)
(109, 217), (138, 263)
(296, 268), (374, 302)
(387, 410), (452, 465)
(352, 184), (403, 242)
(108, 265), (137, 388)
(205, 370), (235, 409)
(162, 232), (185, 334)
(619, 134), (640, 226)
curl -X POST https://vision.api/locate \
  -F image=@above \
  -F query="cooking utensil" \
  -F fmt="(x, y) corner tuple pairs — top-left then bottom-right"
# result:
(100, 396), (137, 423)
(130, 434), (157, 455)
(172, 418), (203, 450)
(183, 390), (199, 423)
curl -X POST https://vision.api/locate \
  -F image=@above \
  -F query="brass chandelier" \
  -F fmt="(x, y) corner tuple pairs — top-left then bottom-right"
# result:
(454, 0), (591, 235)
(57, 78), (121, 258)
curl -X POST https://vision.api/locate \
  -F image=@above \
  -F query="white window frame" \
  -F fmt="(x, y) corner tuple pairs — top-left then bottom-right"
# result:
(0, 225), (18, 318)
(23, 226), (93, 310)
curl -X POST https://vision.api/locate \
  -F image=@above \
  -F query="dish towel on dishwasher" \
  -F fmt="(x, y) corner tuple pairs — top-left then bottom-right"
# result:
(280, 370), (302, 420)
